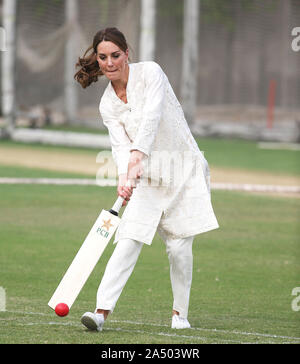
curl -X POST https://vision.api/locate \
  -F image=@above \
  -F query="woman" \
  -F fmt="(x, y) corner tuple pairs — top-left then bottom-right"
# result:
(74, 27), (219, 331)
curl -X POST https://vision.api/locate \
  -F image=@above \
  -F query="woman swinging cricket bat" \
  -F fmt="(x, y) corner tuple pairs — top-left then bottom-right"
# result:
(74, 27), (219, 331)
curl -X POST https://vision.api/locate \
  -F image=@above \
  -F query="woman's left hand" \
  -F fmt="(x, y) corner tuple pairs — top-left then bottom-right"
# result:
(127, 150), (145, 187)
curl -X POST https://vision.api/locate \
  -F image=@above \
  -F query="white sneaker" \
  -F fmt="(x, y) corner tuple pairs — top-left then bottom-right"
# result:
(81, 312), (104, 332)
(171, 314), (191, 329)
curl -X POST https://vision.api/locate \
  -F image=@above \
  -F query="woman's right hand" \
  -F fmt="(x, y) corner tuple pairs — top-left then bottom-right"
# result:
(117, 174), (134, 206)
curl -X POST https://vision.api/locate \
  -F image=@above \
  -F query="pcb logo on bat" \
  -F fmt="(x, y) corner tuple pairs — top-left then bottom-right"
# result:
(96, 218), (114, 238)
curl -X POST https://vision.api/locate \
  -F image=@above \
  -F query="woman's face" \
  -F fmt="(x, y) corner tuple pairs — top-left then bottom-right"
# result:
(96, 41), (128, 82)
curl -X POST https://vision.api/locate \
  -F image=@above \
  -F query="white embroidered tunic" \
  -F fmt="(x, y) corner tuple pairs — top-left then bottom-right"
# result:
(99, 61), (219, 245)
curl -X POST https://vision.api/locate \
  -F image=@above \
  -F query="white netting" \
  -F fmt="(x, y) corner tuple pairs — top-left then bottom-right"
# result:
(2, 0), (299, 131)
(13, 0), (140, 127)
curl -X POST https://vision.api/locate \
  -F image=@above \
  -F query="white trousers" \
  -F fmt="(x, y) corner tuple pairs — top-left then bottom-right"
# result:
(96, 235), (194, 319)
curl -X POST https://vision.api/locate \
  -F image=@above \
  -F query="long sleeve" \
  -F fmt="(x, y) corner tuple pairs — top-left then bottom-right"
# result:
(130, 62), (166, 156)
(100, 104), (132, 176)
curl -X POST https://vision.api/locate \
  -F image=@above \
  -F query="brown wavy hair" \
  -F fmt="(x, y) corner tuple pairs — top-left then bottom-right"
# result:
(74, 27), (129, 89)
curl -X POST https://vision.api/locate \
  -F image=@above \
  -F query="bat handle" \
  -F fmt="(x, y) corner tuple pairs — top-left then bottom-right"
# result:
(109, 180), (132, 216)
(110, 195), (124, 216)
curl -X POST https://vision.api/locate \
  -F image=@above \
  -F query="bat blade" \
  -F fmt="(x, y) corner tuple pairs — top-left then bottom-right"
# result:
(48, 209), (120, 311)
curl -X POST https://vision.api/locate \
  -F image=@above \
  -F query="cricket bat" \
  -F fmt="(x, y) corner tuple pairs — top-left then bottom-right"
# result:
(48, 185), (129, 313)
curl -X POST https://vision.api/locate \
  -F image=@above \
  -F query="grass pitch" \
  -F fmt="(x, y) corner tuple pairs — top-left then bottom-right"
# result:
(0, 184), (299, 344)
(1, 137), (300, 177)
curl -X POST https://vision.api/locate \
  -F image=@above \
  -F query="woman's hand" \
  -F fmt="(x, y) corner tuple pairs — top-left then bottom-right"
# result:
(118, 174), (133, 206)
(127, 150), (145, 187)
(117, 150), (145, 206)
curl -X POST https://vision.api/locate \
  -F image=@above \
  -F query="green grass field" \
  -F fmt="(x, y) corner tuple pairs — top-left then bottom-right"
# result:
(1, 136), (300, 177)
(0, 184), (299, 344)
(0, 136), (299, 344)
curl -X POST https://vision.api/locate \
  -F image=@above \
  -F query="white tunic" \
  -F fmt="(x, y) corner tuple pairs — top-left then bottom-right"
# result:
(99, 61), (219, 245)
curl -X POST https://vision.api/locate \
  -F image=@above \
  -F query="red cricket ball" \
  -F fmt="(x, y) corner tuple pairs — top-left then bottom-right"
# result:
(55, 303), (69, 317)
